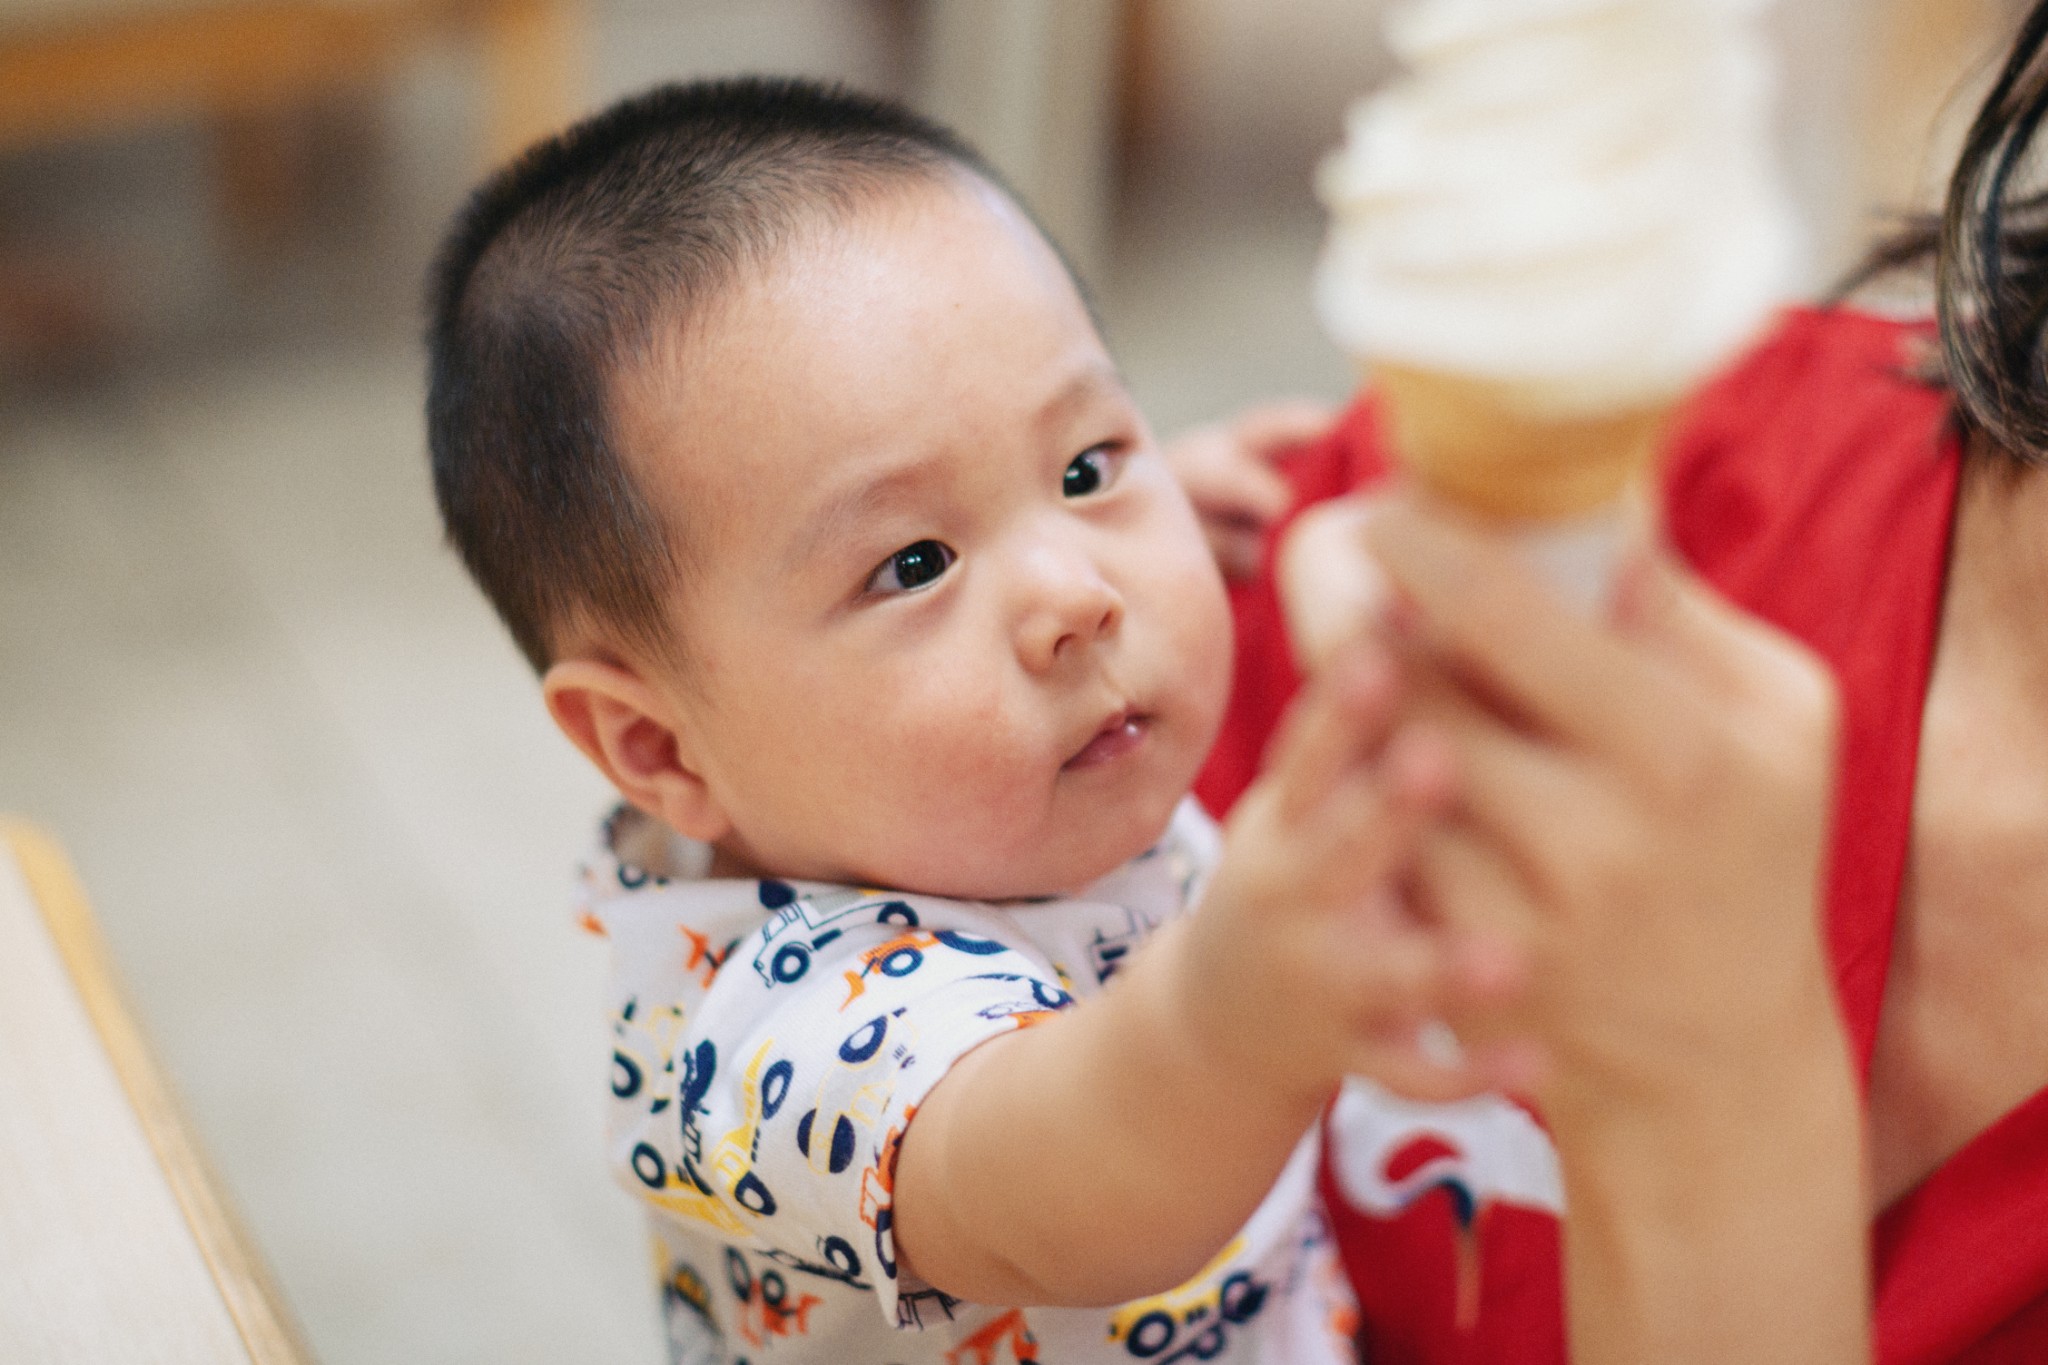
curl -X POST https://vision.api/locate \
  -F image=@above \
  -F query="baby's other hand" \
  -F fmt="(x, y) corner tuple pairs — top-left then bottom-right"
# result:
(1177, 642), (1531, 1108)
(1162, 399), (1336, 580)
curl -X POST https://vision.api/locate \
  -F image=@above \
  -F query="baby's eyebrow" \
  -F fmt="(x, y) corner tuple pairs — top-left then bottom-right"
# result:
(784, 358), (1128, 573)
(786, 458), (947, 573)
(1033, 359), (1126, 437)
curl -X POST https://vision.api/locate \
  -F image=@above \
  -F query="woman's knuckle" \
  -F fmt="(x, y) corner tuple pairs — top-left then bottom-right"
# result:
(1763, 640), (1840, 735)
(1644, 705), (1731, 806)
(1546, 810), (1635, 910)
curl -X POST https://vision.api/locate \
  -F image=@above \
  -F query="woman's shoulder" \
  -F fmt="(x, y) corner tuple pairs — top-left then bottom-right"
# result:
(1661, 306), (1956, 572)
(1657, 301), (1959, 726)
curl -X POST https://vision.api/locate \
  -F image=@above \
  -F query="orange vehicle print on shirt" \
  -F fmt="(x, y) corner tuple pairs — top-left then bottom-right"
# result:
(727, 1247), (824, 1348)
(858, 1104), (914, 1280)
(840, 929), (944, 1009)
(946, 1309), (1040, 1365)
(839, 926), (1016, 1009)
(680, 924), (732, 989)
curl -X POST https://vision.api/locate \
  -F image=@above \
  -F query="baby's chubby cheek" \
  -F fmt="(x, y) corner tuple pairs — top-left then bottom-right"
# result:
(854, 669), (1053, 813)
(829, 693), (1069, 895)
(1162, 555), (1236, 747)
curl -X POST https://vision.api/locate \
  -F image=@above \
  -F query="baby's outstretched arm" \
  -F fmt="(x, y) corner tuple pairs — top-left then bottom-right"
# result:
(891, 645), (1502, 1308)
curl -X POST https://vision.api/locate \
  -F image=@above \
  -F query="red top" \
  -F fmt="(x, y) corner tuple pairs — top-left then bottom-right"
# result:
(1198, 307), (2048, 1364)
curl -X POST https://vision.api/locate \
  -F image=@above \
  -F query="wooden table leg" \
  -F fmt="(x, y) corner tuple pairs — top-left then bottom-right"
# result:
(0, 823), (314, 1364)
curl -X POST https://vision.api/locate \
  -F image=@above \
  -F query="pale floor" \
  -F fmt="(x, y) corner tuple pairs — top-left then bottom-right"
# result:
(0, 16), (1354, 1363)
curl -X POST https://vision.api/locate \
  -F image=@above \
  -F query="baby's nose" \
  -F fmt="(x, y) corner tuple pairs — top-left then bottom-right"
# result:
(1015, 548), (1123, 671)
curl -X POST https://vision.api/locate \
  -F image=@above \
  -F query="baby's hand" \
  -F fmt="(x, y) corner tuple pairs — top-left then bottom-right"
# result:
(1172, 642), (1529, 1106)
(1162, 399), (1336, 580)
(1276, 493), (1386, 672)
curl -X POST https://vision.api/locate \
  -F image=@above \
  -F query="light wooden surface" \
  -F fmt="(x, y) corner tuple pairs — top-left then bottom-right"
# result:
(0, 821), (314, 1364)
(0, 0), (582, 162)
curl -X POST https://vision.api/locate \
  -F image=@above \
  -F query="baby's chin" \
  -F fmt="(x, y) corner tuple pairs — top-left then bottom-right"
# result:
(719, 776), (1191, 901)
(883, 810), (1179, 903)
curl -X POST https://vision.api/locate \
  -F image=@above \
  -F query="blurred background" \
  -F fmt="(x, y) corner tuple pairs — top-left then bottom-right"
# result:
(0, 0), (2022, 1360)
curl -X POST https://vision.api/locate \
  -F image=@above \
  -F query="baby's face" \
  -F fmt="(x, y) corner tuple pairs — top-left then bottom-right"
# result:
(621, 174), (1232, 899)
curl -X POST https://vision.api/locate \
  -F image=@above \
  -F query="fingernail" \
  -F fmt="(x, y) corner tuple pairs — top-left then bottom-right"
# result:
(1417, 1019), (1465, 1069)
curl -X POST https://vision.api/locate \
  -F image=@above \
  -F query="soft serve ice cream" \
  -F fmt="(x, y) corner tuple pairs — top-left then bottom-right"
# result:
(1312, 0), (1799, 525)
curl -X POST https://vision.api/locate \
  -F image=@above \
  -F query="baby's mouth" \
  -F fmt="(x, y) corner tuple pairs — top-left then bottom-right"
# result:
(1064, 710), (1150, 771)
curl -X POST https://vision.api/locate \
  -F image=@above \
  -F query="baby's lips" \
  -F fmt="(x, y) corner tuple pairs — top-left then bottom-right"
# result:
(1064, 710), (1148, 771)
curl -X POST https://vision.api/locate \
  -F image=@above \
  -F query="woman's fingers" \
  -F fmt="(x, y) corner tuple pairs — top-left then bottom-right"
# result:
(1399, 666), (1596, 907)
(1366, 500), (1687, 764)
(1207, 456), (1294, 526)
(1166, 402), (1324, 528)
(1612, 537), (1841, 730)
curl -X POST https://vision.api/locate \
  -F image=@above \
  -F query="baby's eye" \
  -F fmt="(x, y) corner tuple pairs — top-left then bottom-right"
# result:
(1062, 445), (1121, 498)
(865, 539), (956, 595)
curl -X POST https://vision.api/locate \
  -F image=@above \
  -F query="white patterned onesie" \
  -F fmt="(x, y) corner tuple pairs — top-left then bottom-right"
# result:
(579, 798), (1358, 1365)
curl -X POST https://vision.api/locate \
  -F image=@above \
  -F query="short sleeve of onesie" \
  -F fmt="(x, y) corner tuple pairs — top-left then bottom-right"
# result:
(668, 882), (1071, 1323)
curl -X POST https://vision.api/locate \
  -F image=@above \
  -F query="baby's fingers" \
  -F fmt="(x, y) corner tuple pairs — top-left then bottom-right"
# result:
(1278, 496), (1389, 674)
(1305, 728), (1456, 902)
(1260, 642), (1404, 822)
(1345, 1019), (1539, 1104)
(1413, 824), (1539, 989)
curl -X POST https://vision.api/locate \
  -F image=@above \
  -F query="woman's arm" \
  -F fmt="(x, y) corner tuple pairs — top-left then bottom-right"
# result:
(1365, 501), (1870, 1364)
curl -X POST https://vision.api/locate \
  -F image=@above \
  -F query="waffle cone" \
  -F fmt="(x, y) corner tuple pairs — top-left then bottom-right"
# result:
(1372, 364), (1671, 520)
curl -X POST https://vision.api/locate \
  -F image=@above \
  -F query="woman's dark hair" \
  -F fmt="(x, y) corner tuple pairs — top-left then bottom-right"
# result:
(1854, 0), (2048, 462)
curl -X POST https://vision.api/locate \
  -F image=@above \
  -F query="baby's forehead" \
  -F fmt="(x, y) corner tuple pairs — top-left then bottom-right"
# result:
(613, 175), (1105, 518)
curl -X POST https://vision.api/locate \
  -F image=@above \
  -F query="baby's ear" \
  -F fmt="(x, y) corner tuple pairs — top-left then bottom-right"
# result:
(543, 658), (732, 844)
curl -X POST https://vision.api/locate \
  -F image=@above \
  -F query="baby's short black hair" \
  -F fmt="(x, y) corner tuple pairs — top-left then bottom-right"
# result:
(426, 77), (999, 672)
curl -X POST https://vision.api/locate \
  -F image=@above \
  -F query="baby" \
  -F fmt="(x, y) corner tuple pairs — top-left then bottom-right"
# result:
(424, 78), (1499, 1365)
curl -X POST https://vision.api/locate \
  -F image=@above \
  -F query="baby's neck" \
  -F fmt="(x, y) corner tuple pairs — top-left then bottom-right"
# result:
(706, 841), (769, 881)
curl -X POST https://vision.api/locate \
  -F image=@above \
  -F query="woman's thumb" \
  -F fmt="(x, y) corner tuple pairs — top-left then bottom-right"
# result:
(1611, 534), (1834, 716)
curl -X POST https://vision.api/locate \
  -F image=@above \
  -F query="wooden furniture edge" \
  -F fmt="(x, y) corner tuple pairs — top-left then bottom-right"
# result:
(0, 0), (583, 165)
(1, 820), (318, 1365)
(0, 1), (431, 151)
